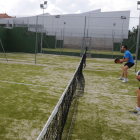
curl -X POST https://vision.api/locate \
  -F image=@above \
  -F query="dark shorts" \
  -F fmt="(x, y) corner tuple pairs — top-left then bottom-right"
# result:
(124, 62), (134, 68)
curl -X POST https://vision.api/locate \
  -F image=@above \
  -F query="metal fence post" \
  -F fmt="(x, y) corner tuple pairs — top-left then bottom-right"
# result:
(35, 16), (38, 65)
(112, 29), (114, 58)
(28, 18), (29, 28)
(135, 15), (140, 73)
(87, 29), (88, 37)
(55, 32), (57, 49)
(60, 30), (62, 55)
(120, 35), (123, 53)
(63, 28), (64, 52)
(41, 13), (44, 53)
(89, 37), (91, 57)
(81, 16), (87, 55)
(0, 39), (8, 62)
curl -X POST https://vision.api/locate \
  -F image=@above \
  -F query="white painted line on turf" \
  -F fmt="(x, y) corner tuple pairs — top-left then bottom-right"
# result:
(89, 91), (137, 98)
(0, 80), (64, 89)
(0, 60), (76, 70)
(102, 93), (137, 98)
(103, 93), (136, 98)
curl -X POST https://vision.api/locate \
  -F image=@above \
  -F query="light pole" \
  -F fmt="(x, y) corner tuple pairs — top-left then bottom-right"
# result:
(63, 22), (66, 51)
(137, 1), (140, 9)
(55, 15), (60, 49)
(40, 1), (47, 53)
(135, 1), (140, 72)
(112, 23), (116, 57)
(55, 15), (60, 33)
(120, 16), (126, 52)
(113, 23), (116, 33)
(55, 15), (60, 28)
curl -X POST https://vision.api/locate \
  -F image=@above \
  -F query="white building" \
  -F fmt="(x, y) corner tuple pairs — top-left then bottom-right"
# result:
(0, 9), (130, 38)
(0, 9), (130, 50)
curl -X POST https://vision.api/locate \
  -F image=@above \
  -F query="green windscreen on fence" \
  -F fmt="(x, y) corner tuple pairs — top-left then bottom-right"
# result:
(0, 27), (41, 53)
(0, 27), (8, 52)
(0, 26), (140, 60)
(0, 27), (57, 53)
(7, 27), (37, 53)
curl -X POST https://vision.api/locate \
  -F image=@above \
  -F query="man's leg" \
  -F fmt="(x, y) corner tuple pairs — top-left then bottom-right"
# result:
(121, 67), (124, 77)
(123, 66), (129, 79)
(128, 89), (140, 114)
(137, 89), (140, 108)
(122, 66), (129, 83)
(118, 66), (125, 80)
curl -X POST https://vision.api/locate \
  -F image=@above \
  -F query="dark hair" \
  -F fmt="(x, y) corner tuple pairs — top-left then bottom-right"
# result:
(123, 45), (127, 50)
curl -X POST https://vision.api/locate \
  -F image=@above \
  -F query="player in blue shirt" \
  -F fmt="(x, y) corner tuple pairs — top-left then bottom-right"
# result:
(118, 45), (134, 83)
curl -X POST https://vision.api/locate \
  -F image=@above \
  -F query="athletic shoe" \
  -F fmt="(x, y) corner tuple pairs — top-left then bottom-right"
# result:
(118, 77), (124, 80)
(128, 107), (138, 114)
(137, 111), (140, 115)
(122, 79), (129, 83)
(129, 107), (140, 115)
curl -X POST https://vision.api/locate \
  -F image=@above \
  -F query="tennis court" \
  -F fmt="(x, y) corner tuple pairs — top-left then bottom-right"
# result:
(68, 58), (140, 140)
(1, 52), (140, 140)
(0, 53), (81, 140)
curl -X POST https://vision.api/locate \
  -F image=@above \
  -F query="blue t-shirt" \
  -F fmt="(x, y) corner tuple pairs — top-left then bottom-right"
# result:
(124, 50), (134, 63)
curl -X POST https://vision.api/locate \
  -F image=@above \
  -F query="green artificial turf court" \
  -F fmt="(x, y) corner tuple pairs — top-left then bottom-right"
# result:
(1, 52), (140, 140)
(0, 53), (81, 140)
(68, 58), (140, 140)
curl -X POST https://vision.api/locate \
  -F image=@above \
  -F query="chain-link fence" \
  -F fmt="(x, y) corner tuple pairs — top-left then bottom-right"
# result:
(0, 15), (140, 64)
(34, 15), (139, 60)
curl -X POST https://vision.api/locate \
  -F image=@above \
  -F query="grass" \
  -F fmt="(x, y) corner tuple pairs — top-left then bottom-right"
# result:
(0, 53), (80, 140)
(1, 52), (140, 140)
(69, 58), (140, 140)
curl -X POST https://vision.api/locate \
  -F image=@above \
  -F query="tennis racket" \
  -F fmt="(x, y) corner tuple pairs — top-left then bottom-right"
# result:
(114, 57), (121, 64)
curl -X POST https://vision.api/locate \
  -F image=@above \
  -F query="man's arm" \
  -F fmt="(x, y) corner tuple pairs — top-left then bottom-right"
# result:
(136, 76), (140, 81)
(120, 57), (129, 63)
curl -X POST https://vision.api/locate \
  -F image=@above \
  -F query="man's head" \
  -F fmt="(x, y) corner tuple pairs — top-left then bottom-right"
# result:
(121, 45), (127, 52)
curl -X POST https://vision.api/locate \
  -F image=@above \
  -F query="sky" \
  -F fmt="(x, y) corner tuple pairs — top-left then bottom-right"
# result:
(0, 0), (139, 29)
(0, 0), (139, 17)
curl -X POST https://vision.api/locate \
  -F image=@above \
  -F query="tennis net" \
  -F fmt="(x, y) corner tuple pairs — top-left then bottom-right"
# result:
(37, 52), (86, 140)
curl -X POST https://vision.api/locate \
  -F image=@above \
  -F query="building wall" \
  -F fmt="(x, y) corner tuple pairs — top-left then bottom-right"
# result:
(0, 10), (130, 39)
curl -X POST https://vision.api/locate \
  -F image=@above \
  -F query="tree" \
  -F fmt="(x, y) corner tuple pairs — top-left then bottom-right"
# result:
(128, 26), (139, 39)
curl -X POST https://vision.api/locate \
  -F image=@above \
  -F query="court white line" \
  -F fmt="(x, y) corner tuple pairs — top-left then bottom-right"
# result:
(102, 93), (137, 98)
(0, 60), (77, 71)
(0, 80), (64, 89)
(88, 91), (137, 98)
